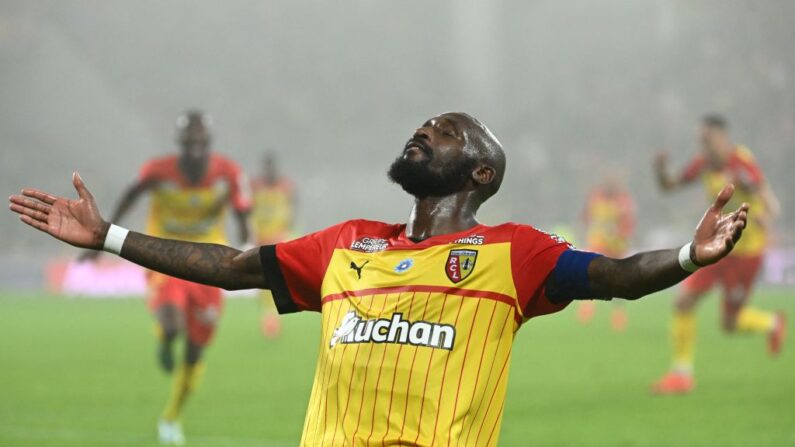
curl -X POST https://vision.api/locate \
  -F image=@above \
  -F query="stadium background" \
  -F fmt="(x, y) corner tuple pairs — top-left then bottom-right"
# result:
(1, 1), (793, 446)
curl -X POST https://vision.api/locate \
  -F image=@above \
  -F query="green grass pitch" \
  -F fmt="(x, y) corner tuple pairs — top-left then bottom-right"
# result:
(0, 289), (793, 446)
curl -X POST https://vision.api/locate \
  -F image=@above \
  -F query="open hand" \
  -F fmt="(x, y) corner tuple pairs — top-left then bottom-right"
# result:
(8, 173), (109, 250)
(691, 184), (748, 266)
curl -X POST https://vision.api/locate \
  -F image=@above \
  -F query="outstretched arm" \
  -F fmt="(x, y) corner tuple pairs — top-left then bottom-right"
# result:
(586, 184), (748, 300)
(9, 173), (268, 291)
(77, 178), (153, 261)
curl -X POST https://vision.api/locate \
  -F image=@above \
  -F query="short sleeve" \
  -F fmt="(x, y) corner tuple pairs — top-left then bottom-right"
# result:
(259, 221), (348, 314)
(733, 152), (764, 188)
(510, 225), (572, 321)
(138, 160), (160, 183)
(680, 156), (705, 184)
(223, 159), (252, 212)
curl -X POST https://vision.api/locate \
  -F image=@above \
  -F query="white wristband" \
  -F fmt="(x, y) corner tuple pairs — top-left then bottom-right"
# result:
(678, 242), (700, 273)
(103, 224), (129, 255)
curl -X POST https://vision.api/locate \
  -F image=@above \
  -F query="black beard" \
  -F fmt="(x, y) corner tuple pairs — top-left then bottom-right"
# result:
(387, 155), (477, 199)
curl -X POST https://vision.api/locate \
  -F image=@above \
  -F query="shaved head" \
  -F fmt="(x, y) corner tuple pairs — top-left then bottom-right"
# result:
(450, 113), (506, 203)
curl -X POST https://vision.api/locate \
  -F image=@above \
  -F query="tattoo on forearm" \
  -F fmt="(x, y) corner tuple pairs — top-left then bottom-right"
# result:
(589, 249), (690, 300)
(120, 232), (266, 290)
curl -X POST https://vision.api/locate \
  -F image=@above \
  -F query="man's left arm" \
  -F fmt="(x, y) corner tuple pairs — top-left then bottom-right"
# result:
(553, 184), (748, 302)
(226, 160), (252, 245)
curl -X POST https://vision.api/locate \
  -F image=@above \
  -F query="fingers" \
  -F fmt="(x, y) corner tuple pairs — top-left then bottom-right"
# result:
(10, 194), (51, 213)
(19, 214), (50, 233)
(21, 189), (57, 205)
(730, 219), (744, 243)
(711, 184), (735, 211)
(72, 172), (94, 200)
(9, 202), (49, 223)
(8, 195), (51, 223)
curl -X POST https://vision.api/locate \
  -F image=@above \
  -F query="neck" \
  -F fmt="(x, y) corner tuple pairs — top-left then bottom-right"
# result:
(404, 192), (480, 242)
(179, 157), (208, 184)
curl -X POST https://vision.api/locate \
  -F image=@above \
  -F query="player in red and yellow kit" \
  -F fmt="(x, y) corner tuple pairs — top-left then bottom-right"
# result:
(652, 115), (786, 394)
(251, 153), (296, 338)
(12, 112), (751, 445)
(79, 110), (251, 444)
(577, 175), (636, 330)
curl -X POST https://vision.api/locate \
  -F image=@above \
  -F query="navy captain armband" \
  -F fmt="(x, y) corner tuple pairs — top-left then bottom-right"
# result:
(546, 250), (605, 303)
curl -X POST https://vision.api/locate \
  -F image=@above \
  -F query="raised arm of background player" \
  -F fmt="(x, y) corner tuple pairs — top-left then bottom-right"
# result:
(654, 150), (762, 193)
(78, 177), (250, 261)
(9, 173), (746, 298)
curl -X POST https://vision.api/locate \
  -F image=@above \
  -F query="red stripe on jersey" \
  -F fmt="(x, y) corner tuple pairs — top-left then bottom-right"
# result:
(322, 286), (516, 310)
(398, 294), (433, 439)
(342, 300), (381, 442)
(459, 300), (498, 445)
(447, 299), (482, 445)
(462, 307), (510, 444)
(412, 293), (451, 444)
(304, 296), (345, 440)
(351, 293), (389, 440)
(320, 298), (356, 447)
(362, 304), (391, 445)
(380, 292), (417, 446)
(429, 297), (466, 445)
(474, 350), (512, 446)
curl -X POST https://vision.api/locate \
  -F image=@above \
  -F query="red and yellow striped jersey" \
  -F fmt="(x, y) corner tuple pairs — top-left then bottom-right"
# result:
(259, 220), (573, 446)
(681, 146), (767, 256)
(138, 154), (251, 244)
(583, 189), (635, 258)
(251, 178), (295, 244)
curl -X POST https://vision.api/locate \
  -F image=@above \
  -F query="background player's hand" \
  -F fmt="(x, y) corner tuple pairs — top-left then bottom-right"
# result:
(691, 184), (748, 266)
(9, 172), (110, 250)
(653, 150), (669, 171)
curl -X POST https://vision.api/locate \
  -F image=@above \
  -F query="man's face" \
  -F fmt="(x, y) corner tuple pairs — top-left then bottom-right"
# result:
(388, 113), (478, 199)
(179, 124), (211, 163)
(700, 125), (729, 165)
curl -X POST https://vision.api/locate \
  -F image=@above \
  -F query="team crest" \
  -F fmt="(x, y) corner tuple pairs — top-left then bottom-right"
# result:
(446, 249), (478, 283)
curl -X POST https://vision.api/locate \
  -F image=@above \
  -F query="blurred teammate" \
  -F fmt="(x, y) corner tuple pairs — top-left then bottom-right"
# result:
(82, 110), (251, 444)
(251, 153), (296, 338)
(576, 175), (635, 331)
(11, 112), (750, 446)
(652, 114), (785, 394)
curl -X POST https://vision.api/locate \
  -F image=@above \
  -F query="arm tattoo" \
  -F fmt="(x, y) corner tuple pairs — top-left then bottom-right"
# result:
(120, 232), (268, 290)
(588, 249), (690, 300)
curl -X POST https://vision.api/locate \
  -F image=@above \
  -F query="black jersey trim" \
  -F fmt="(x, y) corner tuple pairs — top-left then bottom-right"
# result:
(259, 245), (300, 314)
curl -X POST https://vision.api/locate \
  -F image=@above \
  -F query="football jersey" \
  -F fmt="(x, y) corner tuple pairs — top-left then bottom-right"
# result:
(251, 178), (295, 244)
(259, 220), (573, 446)
(139, 154), (251, 244)
(682, 146), (766, 256)
(584, 189), (635, 257)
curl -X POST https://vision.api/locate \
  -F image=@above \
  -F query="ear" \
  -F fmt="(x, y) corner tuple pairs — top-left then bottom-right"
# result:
(472, 165), (496, 186)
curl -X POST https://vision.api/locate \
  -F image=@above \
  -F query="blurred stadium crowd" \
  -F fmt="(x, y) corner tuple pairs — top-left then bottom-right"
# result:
(1, 1), (793, 287)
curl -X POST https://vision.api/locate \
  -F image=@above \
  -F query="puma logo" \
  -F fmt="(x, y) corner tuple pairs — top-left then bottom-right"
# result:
(350, 260), (369, 279)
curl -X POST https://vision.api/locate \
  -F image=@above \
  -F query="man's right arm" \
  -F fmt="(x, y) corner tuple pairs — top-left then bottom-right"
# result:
(9, 173), (269, 291)
(120, 233), (267, 290)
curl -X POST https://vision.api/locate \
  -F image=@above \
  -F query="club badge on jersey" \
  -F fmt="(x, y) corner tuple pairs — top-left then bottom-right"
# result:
(446, 249), (478, 283)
